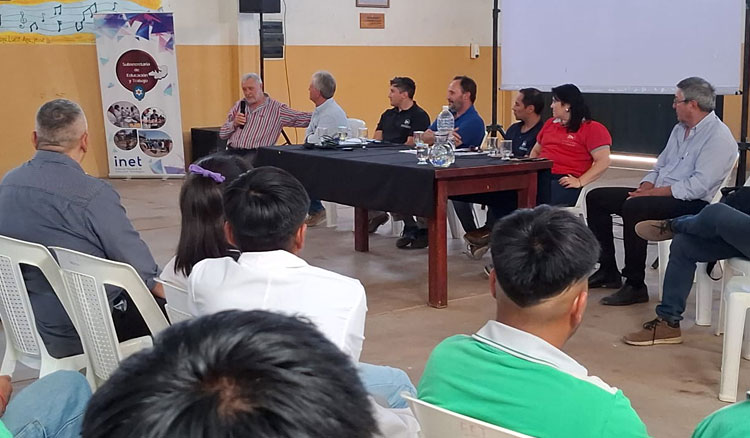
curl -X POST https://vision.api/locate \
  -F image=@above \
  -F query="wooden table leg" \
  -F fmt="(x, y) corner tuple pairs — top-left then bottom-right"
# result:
(428, 182), (448, 308)
(517, 172), (539, 208)
(354, 207), (369, 252)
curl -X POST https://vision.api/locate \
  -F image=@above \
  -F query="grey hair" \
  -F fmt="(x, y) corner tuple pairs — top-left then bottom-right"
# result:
(311, 71), (336, 99)
(241, 73), (262, 86)
(677, 77), (716, 112)
(35, 99), (86, 148)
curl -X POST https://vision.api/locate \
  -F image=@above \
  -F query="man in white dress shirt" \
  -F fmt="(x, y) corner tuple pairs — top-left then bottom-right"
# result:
(303, 70), (349, 227)
(188, 166), (367, 361)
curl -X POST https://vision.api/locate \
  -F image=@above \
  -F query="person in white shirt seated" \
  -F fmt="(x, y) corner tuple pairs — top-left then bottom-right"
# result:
(188, 166), (367, 360)
(159, 154), (251, 290)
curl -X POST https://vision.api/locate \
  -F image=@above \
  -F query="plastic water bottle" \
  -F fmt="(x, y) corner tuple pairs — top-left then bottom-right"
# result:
(436, 105), (454, 134)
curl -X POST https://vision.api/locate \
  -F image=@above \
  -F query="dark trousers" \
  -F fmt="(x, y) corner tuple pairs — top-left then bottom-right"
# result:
(586, 187), (708, 286)
(657, 203), (750, 323)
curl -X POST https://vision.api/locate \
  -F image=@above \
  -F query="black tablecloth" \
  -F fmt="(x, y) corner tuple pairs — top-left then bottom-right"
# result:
(255, 144), (542, 217)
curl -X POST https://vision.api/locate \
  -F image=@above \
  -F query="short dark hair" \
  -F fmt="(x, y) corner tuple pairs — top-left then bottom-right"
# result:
(81, 310), (379, 438)
(390, 76), (416, 99)
(453, 75), (477, 103)
(174, 154), (251, 276)
(519, 88), (544, 115)
(551, 83), (592, 133)
(223, 167), (310, 252)
(490, 206), (600, 307)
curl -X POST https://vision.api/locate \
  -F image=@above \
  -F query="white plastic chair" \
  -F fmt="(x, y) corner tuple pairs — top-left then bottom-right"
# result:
(346, 118), (366, 137)
(0, 236), (88, 377)
(718, 275), (750, 402)
(402, 393), (534, 438)
(657, 162), (740, 326)
(50, 247), (169, 389)
(155, 279), (193, 324)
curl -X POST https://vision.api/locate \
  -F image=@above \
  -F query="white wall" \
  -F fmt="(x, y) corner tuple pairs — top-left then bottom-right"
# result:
(168, 0), (239, 45)
(167, 0), (496, 47)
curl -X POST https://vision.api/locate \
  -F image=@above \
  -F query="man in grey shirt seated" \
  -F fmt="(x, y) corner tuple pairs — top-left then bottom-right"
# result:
(0, 99), (164, 358)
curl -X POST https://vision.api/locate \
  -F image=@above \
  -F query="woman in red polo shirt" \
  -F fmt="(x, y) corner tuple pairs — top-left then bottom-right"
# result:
(529, 84), (611, 206)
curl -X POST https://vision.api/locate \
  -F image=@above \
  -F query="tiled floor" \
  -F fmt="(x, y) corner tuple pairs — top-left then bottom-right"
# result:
(5, 165), (748, 437)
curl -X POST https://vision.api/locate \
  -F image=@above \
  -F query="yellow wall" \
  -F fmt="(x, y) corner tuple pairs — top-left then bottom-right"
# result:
(1, 43), (747, 179)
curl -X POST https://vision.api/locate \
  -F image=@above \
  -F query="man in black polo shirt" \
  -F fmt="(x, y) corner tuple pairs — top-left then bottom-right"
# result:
(368, 77), (431, 241)
(373, 77), (431, 145)
(464, 88), (545, 258)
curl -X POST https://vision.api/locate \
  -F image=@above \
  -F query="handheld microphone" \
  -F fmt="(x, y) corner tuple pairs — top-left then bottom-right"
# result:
(238, 100), (247, 129)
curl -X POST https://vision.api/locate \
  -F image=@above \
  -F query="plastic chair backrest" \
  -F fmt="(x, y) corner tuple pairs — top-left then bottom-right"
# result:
(155, 279), (193, 324)
(0, 236), (66, 363)
(347, 118), (366, 136)
(402, 394), (535, 438)
(712, 157), (740, 204)
(50, 247), (168, 382)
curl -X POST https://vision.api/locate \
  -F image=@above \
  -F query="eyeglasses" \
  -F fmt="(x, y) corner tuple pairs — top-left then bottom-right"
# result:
(673, 98), (690, 105)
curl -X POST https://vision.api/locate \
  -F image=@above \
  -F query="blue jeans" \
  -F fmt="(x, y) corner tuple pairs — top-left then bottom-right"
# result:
(309, 199), (324, 214)
(358, 363), (416, 409)
(3, 371), (91, 438)
(657, 204), (750, 323)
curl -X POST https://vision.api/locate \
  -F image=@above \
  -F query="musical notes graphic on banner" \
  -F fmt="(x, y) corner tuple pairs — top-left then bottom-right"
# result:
(0, 0), (161, 42)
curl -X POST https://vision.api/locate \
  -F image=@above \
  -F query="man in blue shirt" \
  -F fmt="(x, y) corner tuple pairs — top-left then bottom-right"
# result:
(0, 99), (164, 358)
(423, 76), (486, 148)
(398, 76), (486, 249)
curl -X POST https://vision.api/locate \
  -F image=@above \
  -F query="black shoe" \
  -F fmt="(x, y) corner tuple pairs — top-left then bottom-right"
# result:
(410, 229), (429, 249)
(368, 212), (390, 233)
(396, 227), (417, 249)
(588, 268), (623, 289)
(600, 283), (649, 306)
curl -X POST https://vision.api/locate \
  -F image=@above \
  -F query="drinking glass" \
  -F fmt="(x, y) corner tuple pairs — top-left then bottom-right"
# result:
(336, 126), (349, 142)
(413, 130), (428, 164)
(315, 126), (328, 145)
(358, 127), (368, 148)
(487, 137), (500, 157)
(500, 140), (513, 159)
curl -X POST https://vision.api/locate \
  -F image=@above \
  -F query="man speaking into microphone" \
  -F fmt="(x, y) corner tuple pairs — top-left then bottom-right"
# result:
(220, 72), (311, 164)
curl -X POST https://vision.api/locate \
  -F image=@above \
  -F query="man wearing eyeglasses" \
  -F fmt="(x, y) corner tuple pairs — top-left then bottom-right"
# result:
(585, 77), (737, 317)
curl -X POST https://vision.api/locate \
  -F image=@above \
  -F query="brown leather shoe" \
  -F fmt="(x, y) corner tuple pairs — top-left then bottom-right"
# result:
(623, 317), (682, 346)
(463, 227), (491, 247)
(635, 220), (674, 242)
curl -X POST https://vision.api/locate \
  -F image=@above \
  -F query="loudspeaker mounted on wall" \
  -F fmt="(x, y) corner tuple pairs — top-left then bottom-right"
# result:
(239, 0), (281, 14)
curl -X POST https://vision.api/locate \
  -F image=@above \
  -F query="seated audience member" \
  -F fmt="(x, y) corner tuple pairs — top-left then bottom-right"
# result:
(188, 167), (367, 360)
(159, 154), (251, 289)
(369, 76), (431, 234)
(0, 371), (91, 438)
(303, 70), (349, 227)
(398, 75), (486, 249)
(587, 77), (738, 306)
(219, 72), (311, 165)
(463, 87), (546, 257)
(418, 206), (649, 437)
(81, 310), (393, 438)
(0, 98), (164, 359)
(692, 392), (750, 438)
(624, 202), (750, 345)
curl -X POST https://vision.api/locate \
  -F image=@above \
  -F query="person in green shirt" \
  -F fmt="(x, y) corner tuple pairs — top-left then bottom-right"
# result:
(693, 393), (750, 438)
(418, 205), (650, 438)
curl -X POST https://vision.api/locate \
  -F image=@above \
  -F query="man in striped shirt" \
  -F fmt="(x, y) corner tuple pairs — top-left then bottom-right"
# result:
(220, 72), (311, 163)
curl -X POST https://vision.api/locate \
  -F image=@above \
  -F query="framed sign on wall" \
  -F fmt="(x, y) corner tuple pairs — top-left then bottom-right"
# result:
(356, 0), (389, 8)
